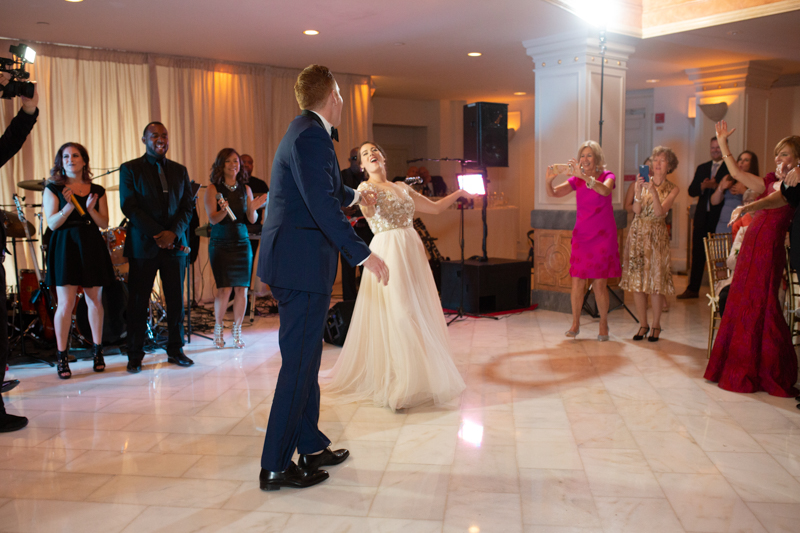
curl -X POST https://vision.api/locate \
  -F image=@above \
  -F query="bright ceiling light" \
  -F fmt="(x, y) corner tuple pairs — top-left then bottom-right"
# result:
(468, 52), (482, 57)
(565, 0), (619, 28)
(646, 79), (660, 83)
(303, 30), (319, 35)
(514, 92), (526, 95)
(65, 0), (84, 2)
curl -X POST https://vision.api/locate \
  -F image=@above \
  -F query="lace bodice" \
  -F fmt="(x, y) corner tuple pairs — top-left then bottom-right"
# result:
(357, 181), (417, 234)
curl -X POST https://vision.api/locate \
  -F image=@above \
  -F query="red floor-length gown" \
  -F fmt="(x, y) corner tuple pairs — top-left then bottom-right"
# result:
(704, 200), (798, 397)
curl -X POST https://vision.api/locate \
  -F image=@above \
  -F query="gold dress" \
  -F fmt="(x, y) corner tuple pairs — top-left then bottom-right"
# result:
(619, 179), (676, 295)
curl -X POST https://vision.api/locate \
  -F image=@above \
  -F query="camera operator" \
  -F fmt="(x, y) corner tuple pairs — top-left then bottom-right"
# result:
(0, 75), (38, 433)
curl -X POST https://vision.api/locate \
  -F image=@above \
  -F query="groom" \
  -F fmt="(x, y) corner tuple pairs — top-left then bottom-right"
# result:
(257, 65), (389, 490)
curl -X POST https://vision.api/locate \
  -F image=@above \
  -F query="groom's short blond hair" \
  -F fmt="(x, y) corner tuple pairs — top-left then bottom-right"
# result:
(295, 65), (336, 111)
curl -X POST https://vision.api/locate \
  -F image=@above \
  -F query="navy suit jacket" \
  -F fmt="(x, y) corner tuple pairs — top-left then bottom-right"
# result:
(119, 154), (194, 259)
(688, 160), (729, 227)
(258, 112), (371, 295)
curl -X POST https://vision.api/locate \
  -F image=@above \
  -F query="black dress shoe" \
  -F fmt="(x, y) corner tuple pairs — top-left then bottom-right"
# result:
(0, 412), (28, 433)
(298, 447), (350, 472)
(676, 289), (699, 300)
(167, 351), (194, 367)
(259, 462), (329, 491)
(127, 360), (142, 374)
(1, 380), (20, 393)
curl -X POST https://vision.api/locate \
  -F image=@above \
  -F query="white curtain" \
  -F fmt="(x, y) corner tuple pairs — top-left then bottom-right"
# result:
(0, 40), (373, 301)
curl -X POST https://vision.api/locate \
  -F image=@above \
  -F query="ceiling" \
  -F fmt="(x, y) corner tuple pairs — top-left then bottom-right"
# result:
(1, 0), (799, 102)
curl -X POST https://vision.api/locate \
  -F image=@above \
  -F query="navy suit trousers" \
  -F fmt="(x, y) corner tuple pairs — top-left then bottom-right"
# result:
(261, 286), (331, 471)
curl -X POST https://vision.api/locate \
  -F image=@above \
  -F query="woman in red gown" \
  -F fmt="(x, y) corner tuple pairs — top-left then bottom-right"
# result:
(704, 133), (800, 397)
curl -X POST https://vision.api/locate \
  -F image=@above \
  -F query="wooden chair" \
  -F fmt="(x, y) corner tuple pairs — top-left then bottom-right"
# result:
(703, 232), (734, 358)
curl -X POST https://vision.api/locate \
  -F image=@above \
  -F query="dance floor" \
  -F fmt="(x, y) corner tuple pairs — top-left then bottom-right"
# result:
(2, 281), (800, 532)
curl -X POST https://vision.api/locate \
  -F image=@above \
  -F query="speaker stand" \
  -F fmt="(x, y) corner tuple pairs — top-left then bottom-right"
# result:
(447, 203), (498, 325)
(580, 283), (638, 322)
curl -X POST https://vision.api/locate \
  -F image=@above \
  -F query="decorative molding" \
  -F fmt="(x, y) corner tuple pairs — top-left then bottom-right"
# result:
(685, 61), (782, 93)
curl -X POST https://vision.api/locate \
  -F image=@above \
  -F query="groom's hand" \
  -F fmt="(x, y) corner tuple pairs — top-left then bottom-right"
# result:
(359, 189), (378, 207)
(363, 253), (389, 285)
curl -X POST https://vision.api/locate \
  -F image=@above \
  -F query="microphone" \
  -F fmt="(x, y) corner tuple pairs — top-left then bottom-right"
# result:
(405, 176), (423, 186)
(174, 244), (191, 254)
(216, 193), (237, 221)
(69, 195), (87, 217)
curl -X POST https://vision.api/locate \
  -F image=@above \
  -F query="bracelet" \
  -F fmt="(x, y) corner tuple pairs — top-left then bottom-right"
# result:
(587, 177), (596, 189)
(723, 154), (733, 159)
(633, 196), (641, 203)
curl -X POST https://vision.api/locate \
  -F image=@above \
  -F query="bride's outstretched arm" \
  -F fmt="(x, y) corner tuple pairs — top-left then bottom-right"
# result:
(410, 187), (474, 215)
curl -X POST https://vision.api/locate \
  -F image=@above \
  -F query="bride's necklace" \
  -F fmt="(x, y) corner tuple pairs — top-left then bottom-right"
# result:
(223, 179), (238, 192)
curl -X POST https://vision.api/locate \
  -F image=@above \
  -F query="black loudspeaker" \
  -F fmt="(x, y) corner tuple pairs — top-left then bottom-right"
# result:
(440, 258), (530, 314)
(323, 300), (356, 346)
(463, 102), (509, 168)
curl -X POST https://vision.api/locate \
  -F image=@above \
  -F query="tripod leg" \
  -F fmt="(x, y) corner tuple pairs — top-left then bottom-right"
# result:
(608, 286), (639, 323)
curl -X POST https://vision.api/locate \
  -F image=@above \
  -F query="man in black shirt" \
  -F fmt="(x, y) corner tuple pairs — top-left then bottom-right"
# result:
(0, 79), (38, 432)
(119, 122), (195, 373)
(340, 147), (373, 300)
(679, 137), (729, 299)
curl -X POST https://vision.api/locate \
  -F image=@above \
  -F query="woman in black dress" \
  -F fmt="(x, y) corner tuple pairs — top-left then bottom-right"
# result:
(204, 148), (267, 349)
(43, 143), (115, 378)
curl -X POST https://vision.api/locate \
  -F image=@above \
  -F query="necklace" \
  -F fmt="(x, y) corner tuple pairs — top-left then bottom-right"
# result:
(223, 180), (238, 191)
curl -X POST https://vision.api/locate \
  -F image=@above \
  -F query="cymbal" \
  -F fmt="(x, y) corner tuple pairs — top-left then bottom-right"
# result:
(195, 224), (211, 238)
(106, 184), (120, 191)
(2, 210), (35, 238)
(17, 179), (46, 192)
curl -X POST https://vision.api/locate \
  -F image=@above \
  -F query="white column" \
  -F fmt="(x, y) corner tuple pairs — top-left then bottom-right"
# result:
(524, 30), (635, 210)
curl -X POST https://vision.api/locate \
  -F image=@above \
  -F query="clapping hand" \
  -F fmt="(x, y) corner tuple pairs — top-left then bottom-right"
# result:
(86, 193), (98, 211)
(719, 176), (734, 191)
(359, 189), (378, 207)
(252, 194), (267, 210)
(785, 167), (800, 188)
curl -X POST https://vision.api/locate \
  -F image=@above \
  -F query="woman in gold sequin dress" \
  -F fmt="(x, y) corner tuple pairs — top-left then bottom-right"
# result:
(324, 142), (472, 410)
(619, 146), (680, 342)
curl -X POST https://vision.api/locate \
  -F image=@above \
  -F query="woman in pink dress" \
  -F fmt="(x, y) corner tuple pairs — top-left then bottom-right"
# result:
(545, 140), (622, 341)
(704, 133), (800, 397)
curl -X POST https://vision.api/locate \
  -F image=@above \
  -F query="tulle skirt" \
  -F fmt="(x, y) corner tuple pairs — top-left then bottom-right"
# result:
(323, 226), (466, 411)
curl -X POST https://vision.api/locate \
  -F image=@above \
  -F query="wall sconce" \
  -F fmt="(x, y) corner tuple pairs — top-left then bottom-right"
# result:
(688, 97), (696, 119)
(507, 111), (521, 141)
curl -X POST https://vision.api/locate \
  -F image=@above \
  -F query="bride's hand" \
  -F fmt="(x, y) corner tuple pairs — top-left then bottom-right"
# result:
(728, 205), (746, 227)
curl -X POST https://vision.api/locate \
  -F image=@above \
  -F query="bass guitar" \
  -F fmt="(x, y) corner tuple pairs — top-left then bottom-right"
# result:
(13, 194), (56, 341)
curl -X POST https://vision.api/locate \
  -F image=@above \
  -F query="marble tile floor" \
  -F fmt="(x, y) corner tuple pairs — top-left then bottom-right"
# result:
(2, 289), (800, 532)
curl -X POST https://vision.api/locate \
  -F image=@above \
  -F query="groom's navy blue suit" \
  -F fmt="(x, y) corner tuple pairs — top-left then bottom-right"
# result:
(258, 110), (371, 472)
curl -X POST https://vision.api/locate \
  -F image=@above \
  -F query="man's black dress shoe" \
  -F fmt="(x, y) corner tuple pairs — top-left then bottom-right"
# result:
(259, 462), (329, 491)
(127, 360), (142, 374)
(0, 412), (28, 433)
(167, 350), (194, 367)
(1, 380), (20, 393)
(298, 447), (350, 472)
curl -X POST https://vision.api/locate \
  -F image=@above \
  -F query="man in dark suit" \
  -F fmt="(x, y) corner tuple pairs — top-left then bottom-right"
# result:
(340, 146), (373, 300)
(256, 65), (388, 490)
(0, 79), (38, 433)
(120, 122), (195, 373)
(679, 137), (729, 299)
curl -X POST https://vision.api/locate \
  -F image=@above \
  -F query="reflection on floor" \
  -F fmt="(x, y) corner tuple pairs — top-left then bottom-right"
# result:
(1, 284), (800, 533)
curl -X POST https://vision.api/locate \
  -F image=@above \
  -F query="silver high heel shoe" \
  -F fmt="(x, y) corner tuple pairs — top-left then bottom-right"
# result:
(597, 334), (610, 341)
(232, 324), (245, 349)
(214, 324), (225, 349)
(565, 328), (580, 338)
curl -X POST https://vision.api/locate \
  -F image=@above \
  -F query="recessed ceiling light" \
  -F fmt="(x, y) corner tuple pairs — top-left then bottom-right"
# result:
(303, 30), (319, 35)
(468, 52), (482, 57)
(65, 0), (83, 2)
(514, 92), (527, 96)
(646, 79), (660, 83)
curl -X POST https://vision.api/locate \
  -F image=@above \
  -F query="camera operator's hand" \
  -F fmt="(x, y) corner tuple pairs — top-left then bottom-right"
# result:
(20, 82), (38, 115)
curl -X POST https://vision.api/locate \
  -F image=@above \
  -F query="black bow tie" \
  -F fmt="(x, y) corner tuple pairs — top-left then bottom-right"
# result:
(330, 127), (339, 142)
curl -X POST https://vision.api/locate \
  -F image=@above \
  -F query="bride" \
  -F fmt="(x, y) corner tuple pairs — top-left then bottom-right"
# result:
(324, 142), (473, 411)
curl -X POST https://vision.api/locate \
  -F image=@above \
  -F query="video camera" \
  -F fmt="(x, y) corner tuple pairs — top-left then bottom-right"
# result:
(0, 44), (36, 100)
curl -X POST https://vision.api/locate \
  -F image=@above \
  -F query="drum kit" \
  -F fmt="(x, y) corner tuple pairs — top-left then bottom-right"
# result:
(5, 179), (137, 356)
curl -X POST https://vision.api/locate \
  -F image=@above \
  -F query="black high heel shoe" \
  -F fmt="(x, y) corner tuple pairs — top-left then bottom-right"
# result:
(633, 327), (650, 341)
(648, 328), (662, 342)
(92, 344), (105, 372)
(56, 350), (71, 379)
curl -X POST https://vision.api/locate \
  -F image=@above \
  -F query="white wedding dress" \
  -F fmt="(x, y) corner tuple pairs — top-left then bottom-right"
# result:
(323, 182), (466, 411)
